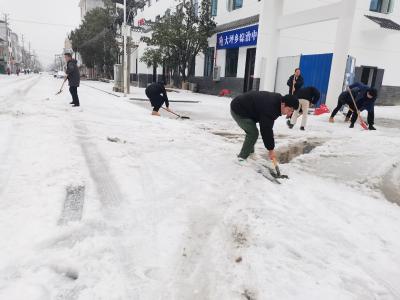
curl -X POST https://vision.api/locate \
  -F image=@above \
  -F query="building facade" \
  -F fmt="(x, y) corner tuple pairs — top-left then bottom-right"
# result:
(131, 0), (400, 105)
(10, 32), (22, 73)
(79, 0), (105, 20)
(0, 18), (10, 74)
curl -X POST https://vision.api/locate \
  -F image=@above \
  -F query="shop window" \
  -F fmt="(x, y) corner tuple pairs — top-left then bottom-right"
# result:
(204, 47), (215, 77)
(225, 48), (239, 77)
(370, 0), (395, 13)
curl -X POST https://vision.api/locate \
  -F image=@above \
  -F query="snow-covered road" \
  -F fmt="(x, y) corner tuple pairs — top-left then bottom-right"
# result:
(0, 74), (400, 300)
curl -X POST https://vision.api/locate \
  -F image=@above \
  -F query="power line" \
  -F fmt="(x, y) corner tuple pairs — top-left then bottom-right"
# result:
(9, 18), (76, 28)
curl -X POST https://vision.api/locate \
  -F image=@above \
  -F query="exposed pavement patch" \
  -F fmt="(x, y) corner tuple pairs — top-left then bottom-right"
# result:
(58, 185), (85, 225)
(277, 138), (326, 164)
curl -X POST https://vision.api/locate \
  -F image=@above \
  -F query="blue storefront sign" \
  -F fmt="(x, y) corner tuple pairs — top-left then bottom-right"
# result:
(216, 24), (258, 49)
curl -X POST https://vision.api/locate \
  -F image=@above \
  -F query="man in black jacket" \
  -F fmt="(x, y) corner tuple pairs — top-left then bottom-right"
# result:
(230, 91), (299, 161)
(287, 86), (320, 130)
(145, 81), (171, 116)
(287, 68), (304, 95)
(64, 53), (80, 107)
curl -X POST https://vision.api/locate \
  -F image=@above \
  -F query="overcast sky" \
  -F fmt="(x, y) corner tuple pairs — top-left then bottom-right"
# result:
(0, 0), (81, 67)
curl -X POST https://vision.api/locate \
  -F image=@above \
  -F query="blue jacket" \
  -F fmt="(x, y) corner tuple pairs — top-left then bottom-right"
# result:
(349, 82), (376, 113)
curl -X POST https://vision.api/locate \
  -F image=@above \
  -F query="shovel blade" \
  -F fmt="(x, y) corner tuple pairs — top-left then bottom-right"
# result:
(360, 121), (368, 130)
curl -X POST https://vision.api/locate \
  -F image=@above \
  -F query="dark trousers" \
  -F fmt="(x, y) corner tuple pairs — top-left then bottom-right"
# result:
(349, 110), (374, 125)
(69, 86), (80, 105)
(149, 95), (165, 112)
(330, 97), (356, 119)
(231, 110), (259, 159)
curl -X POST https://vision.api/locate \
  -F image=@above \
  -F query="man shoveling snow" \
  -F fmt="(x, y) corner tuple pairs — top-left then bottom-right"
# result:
(230, 91), (299, 162)
(145, 81), (171, 116)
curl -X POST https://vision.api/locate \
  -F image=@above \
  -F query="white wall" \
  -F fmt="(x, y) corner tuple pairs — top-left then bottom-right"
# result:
(274, 55), (301, 95)
(348, 0), (400, 86)
(213, 0), (261, 24)
(195, 53), (205, 77)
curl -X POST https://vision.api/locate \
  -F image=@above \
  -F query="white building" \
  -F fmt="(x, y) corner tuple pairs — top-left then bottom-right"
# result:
(79, 0), (105, 20)
(131, 0), (400, 106)
(10, 32), (22, 72)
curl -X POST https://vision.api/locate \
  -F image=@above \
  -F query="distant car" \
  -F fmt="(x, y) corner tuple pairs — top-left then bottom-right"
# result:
(56, 71), (65, 79)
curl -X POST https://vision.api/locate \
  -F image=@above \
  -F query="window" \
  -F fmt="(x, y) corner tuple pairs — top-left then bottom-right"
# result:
(193, 0), (199, 17)
(233, 0), (243, 10)
(228, 0), (242, 11)
(189, 58), (196, 77)
(211, 0), (218, 16)
(204, 47), (215, 77)
(370, 0), (395, 14)
(225, 48), (239, 77)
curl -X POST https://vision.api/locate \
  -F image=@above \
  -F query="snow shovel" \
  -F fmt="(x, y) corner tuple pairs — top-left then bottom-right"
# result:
(162, 107), (190, 119)
(347, 87), (368, 130)
(55, 79), (67, 95)
(271, 158), (289, 179)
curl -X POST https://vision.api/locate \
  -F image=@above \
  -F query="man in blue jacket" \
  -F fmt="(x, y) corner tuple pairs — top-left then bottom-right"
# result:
(347, 82), (378, 130)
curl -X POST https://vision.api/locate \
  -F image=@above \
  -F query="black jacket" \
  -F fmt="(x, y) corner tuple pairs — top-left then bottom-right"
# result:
(231, 91), (282, 150)
(66, 59), (80, 87)
(287, 74), (304, 95)
(145, 83), (169, 107)
(338, 87), (360, 105)
(296, 87), (320, 104)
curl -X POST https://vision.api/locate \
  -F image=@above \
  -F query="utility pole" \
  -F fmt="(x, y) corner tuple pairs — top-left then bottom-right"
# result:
(123, 0), (128, 96)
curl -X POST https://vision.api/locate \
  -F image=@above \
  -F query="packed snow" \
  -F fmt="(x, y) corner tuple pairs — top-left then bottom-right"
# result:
(0, 74), (400, 300)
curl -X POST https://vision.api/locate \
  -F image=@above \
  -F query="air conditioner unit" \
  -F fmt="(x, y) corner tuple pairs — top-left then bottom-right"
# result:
(213, 66), (221, 81)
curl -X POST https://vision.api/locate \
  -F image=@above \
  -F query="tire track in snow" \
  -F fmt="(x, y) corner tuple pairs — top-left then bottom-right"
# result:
(73, 121), (123, 208)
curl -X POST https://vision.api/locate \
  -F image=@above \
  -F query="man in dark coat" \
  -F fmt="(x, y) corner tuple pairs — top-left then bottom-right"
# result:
(230, 91), (299, 161)
(342, 82), (378, 130)
(349, 86), (378, 130)
(145, 81), (171, 116)
(64, 53), (80, 107)
(287, 68), (304, 95)
(287, 86), (320, 131)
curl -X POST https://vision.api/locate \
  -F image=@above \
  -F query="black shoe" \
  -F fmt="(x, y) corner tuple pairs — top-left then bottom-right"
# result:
(287, 120), (294, 129)
(300, 126), (305, 131)
(70, 102), (74, 104)
(72, 104), (80, 107)
(369, 125), (376, 130)
(349, 123), (354, 128)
